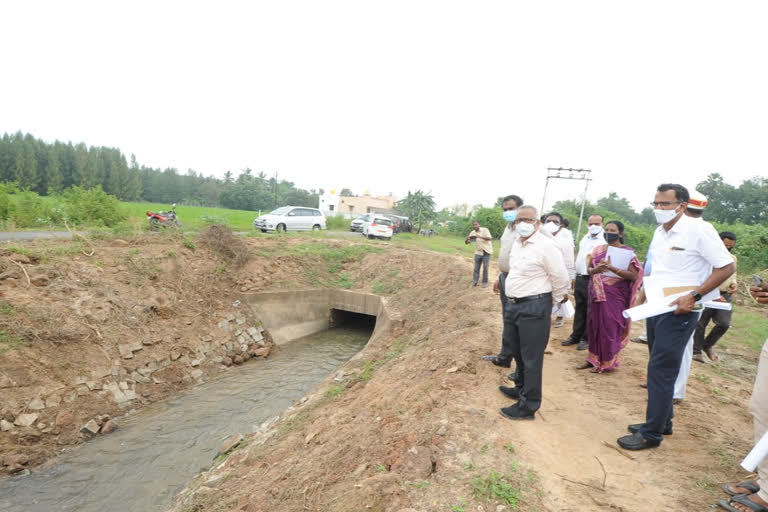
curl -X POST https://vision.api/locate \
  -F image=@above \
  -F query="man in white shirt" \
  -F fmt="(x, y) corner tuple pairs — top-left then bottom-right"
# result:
(482, 195), (524, 370)
(497, 205), (570, 421)
(618, 184), (734, 450)
(543, 212), (575, 328)
(563, 215), (606, 350)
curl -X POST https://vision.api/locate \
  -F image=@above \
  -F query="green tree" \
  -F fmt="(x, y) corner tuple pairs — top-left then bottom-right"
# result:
(396, 190), (436, 232)
(340, 188), (354, 197)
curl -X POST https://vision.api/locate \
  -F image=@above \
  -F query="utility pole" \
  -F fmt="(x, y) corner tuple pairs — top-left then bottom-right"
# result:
(273, 171), (278, 208)
(541, 168), (592, 241)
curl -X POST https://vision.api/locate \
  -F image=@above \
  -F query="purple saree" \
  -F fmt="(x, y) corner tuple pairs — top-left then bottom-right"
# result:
(586, 245), (644, 372)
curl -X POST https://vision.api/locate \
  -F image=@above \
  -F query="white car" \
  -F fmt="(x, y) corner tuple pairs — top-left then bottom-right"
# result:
(253, 206), (326, 232)
(361, 216), (394, 240)
(349, 214), (372, 232)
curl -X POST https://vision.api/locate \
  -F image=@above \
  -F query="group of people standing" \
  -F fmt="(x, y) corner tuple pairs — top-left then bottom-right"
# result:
(478, 184), (738, 455)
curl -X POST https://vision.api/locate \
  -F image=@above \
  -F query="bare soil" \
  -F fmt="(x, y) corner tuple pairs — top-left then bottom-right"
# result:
(160, 241), (762, 512)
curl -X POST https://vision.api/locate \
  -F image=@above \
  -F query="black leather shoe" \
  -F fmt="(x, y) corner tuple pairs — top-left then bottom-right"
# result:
(507, 371), (518, 382)
(561, 337), (579, 346)
(577, 340), (589, 351)
(499, 404), (535, 421)
(617, 432), (660, 450)
(628, 423), (673, 436)
(482, 355), (512, 368)
(498, 386), (520, 399)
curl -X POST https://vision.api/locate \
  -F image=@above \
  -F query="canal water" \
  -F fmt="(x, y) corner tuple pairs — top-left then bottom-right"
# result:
(0, 325), (371, 512)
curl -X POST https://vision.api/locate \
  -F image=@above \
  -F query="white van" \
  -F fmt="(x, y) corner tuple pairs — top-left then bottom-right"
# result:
(253, 206), (327, 232)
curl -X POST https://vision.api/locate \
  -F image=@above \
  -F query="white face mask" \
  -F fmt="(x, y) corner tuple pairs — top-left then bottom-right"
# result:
(515, 222), (536, 238)
(654, 208), (679, 224)
(588, 225), (603, 236)
(544, 222), (560, 234)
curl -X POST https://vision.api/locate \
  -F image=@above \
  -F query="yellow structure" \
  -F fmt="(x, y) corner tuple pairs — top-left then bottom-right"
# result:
(319, 192), (397, 217)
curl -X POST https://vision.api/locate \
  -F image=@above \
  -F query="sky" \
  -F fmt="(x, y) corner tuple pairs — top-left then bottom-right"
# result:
(2, 1), (767, 212)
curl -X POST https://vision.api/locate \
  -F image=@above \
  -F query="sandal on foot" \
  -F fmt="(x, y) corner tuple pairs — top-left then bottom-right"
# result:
(576, 361), (592, 370)
(724, 481), (760, 496)
(718, 494), (768, 512)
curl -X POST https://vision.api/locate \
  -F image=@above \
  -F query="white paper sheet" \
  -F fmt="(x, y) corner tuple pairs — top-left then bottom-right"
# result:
(642, 273), (721, 304)
(603, 247), (635, 278)
(551, 300), (575, 318)
(703, 301), (733, 311)
(742, 430), (768, 471)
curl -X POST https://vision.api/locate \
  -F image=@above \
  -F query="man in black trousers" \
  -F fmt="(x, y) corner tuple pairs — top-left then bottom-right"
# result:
(562, 214), (605, 350)
(497, 205), (570, 420)
(482, 194), (523, 373)
(618, 184), (734, 450)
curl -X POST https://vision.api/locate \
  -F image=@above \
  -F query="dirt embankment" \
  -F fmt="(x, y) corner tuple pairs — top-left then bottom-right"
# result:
(167, 243), (761, 512)
(0, 230), (334, 475)
(0, 233), (760, 511)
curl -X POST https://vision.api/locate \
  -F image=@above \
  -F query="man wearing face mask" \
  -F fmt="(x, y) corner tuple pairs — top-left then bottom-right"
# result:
(617, 184), (734, 451)
(563, 215), (606, 350)
(497, 205), (570, 421)
(693, 231), (738, 363)
(483, 194), (524, 369)
(544, 212), (576, 328)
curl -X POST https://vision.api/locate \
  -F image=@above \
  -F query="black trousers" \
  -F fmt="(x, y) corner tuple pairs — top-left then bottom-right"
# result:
(640, 311), (698, 442)
(569, 275), (590, 341)
(501, 295), (552, 412)
(693, 294), (732, 355)
(498, 273), (518, 375)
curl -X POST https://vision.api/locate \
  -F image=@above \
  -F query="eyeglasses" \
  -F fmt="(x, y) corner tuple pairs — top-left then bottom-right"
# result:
(516, 218), (537, 224)
(650, 201), (681, 208)
(546, 219), (561, 225)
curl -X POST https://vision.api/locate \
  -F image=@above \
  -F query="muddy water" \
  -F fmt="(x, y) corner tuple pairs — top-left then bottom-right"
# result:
(0, 326), (370, 512)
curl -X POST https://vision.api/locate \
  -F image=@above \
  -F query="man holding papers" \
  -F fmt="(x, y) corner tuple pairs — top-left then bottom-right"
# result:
(617, 184), (734, 451)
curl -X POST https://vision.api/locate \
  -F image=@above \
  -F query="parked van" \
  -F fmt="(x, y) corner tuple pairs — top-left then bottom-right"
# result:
(253, 206), (326, 232)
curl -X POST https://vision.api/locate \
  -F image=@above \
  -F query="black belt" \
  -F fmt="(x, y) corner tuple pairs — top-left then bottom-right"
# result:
(507, 292), (552, 304)
(576, 274), (590, 279)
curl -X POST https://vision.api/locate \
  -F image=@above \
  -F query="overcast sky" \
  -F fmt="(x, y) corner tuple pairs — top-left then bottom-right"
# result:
(2, 1), (766, 211)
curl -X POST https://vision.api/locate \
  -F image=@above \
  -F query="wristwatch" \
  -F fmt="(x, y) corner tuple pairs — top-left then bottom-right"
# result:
(689, 290), (702, 301)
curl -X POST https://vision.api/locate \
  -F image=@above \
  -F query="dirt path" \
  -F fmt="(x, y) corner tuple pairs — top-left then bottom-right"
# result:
(168, 253), (758, 512)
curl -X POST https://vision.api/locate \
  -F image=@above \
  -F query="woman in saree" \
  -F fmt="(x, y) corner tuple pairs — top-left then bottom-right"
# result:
(576, 220), (643, 373)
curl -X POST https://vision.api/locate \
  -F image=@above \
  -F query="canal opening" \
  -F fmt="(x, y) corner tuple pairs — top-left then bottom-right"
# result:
(329, 309), (377, 331)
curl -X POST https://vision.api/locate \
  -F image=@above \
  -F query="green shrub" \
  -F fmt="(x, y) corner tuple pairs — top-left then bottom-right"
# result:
(11, 191), (49, 227)
(57, 186), (127, 227)
(712, 222), (768, 273)
(325, 215), (349, 230)
(0, 183), (14, 220)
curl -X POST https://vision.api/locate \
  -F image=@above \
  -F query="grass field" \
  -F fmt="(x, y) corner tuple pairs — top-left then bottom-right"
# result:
(720, 307), (768, 352)
(119, 202), (260, 232)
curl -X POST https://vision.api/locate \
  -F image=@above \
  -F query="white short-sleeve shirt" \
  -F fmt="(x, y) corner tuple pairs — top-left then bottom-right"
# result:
(647, 214), (733, 285)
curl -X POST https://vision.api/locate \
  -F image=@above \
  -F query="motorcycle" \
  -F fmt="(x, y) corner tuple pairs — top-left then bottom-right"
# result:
(146, 204), (181, 230)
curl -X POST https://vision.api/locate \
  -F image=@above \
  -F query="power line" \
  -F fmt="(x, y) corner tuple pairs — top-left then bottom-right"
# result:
(541, 167), (593, 241)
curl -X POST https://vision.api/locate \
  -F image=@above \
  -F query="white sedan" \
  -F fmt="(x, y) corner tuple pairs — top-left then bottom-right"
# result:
(361, 217), (394, 240)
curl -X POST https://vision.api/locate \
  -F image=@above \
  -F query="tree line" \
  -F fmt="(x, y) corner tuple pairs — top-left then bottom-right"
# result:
(0, 132), (321, 211)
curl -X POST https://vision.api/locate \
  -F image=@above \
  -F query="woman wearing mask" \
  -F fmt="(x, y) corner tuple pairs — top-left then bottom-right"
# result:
(577, 221), (643, 373)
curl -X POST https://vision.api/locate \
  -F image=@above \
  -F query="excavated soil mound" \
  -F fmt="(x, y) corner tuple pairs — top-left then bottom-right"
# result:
(164, 242), (760, 512)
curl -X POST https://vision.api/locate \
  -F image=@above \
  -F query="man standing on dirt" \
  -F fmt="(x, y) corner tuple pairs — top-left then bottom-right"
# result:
(466, 220), (493, 287)
(718, 283), (768, 512)
(543, 211), (575, 328)
(497, 205), (570, 421)
(562, 214), (606, 350)
(482, 195), (524, 371)
(693, 231), (738, 363)
(617, 184), (734, 451)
